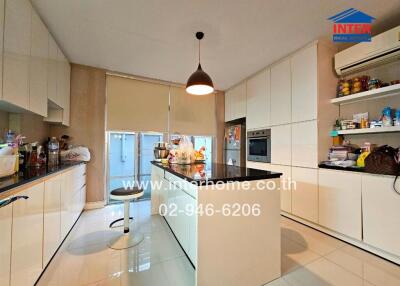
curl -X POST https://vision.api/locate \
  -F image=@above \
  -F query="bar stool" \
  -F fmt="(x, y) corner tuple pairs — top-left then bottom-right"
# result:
(108, 187), (144, 250)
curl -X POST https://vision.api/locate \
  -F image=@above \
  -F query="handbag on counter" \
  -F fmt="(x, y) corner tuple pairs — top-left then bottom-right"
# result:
(364, 145), (400, 194)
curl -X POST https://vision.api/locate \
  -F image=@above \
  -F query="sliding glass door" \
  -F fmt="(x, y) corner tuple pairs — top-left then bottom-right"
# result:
(138, 133), (163, 199)
(107, 131), (163, 204)
(107, 132), (136, 204)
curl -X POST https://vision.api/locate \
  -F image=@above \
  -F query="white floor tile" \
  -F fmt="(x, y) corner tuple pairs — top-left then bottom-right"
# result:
(281, 236), (321, 275)
(325, 244), (400, 286)
(284, 257), (366, 286)
(38, 203), (400, 286)
(120, 256), (195, 286)
(281, 216), (345, 255)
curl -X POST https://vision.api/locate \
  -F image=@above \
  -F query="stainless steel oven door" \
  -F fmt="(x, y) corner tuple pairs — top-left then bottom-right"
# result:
(247, 136), (271, 163)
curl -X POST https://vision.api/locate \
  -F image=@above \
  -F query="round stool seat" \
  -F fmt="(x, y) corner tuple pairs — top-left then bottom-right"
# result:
(110, 187), (143, 201)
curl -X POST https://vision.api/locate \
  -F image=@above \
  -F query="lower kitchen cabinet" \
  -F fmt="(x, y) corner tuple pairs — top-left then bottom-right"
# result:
(158, 177), (197, 266)
(43, 176), (62, 266)
(0, 164), (85, 286)
(318, 169), (362, 240)
(0, 202), (12, 286)
(61, 165), (86, 239)
(11, 183), (44, 286)
(269, 164), (292, 213)
(187, 196), (197, 267)
(291, 167), (318, 223)
(362, 174), (400, 256)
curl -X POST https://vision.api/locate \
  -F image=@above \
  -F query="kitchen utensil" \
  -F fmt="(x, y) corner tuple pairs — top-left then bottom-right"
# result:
(154, 142), (168, 149)
(154, 148), (169, 161)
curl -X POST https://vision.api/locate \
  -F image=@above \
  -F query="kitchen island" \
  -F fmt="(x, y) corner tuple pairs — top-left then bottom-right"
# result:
(151, 162), (282, 286)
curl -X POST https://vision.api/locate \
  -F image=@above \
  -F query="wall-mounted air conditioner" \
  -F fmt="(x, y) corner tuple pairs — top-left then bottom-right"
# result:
(335, 26), (400, 75)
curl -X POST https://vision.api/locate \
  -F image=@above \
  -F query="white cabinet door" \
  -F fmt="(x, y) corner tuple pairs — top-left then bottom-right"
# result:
(62, 62), (71, 126)
(187, 196), (197, 267)
(224, 89), (232, 122)
(56, 47), (66, 109)
(29, 9), (48, 116)
(291, 44), (318, 122)
(0, 200), (12, 286)
(3, 0), (32, 110)
(60, 170), (73, 240)
(362, 174), (400, 256)
(43, 176), (62, 266)
(269, 164), (292, 213)
(292, 120), (318, 168)
(232, 81), (246, 120)
(270, 58), (291, 125)
(11, 183), (44, 286)
(291, 167), (318, 223)
(271, 124), (291, 166)
(246, 68), (270, 129)
(319, 169), (362, 240)
(47, 34), (58, 105)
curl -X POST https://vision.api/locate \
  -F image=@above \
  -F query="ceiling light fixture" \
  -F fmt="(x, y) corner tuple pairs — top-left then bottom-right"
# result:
(186, 32), (214, 95)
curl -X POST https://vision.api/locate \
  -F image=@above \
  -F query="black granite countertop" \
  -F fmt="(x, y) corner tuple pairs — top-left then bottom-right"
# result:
(151, 161), (282, 185)
(318, 163), (365, 173)
(319, 162), (399, 176)
(0, 161), (85, 194)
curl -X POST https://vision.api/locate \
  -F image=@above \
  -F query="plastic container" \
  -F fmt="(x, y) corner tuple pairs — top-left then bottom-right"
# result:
(395, 109), (400, 126)
(382, 107), (393, 127)
(48, 137), (59, 166)
(0, 155), (17, 178)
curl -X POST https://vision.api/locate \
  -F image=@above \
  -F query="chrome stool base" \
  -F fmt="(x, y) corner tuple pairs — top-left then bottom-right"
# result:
(108, 232), (144, 250)
(109, 217), (133, 228)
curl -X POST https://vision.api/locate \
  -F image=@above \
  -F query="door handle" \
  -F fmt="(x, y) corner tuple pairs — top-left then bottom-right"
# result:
(0, 196), (29, 208)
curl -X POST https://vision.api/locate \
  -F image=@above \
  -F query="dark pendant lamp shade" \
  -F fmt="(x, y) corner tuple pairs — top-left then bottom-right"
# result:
(186, 32), (214, 95)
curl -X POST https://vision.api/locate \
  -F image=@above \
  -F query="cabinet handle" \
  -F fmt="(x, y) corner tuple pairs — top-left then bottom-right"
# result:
(0, 196), (29, 208)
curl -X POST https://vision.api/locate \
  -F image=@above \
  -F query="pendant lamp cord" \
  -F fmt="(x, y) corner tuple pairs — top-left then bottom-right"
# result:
(198, 39), (201, 64)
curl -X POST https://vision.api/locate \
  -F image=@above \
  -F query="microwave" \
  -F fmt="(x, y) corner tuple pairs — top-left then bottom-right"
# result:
(247, 129), (271, 163)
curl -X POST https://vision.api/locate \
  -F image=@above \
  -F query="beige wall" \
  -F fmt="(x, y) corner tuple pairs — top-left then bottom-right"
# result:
(0, 111), (50, 143)
(0, 110), (8, 136)
(51, 64), (106, 203)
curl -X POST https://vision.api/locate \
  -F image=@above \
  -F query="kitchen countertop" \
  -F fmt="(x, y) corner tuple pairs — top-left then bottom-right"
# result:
(318, 163), (365, 173)
(151, 161), (282, 185)
(0, 161), (85, 194)
(319, 162), (398, 176)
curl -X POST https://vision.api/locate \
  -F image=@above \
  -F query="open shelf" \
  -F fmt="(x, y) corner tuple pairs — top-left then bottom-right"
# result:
(337, 126), (400, 135)
(331, 83), (400, 105)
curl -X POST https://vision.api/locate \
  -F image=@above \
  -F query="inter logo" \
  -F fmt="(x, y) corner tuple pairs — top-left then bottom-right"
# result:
(328, 8), (375, 42)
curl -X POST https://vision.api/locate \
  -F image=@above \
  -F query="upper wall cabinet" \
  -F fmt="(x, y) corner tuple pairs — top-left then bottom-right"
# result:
(29, 9), (48, 117)
(270, 58), (291, 126)
(48, 34), (58, 105)
(0, 0), (70, 126)
(2, 0), (32, 110)
(225, 81), (246, 122)
(246, 68), (270, 130)
(291, 44), (318, 122)
(62, 62), (71, 126)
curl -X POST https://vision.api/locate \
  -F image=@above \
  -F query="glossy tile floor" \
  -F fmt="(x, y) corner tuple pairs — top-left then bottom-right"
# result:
(37, 201), (400, 286)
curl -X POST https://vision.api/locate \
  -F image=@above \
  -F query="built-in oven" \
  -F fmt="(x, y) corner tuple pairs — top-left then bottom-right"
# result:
(247, 129), (271, 163)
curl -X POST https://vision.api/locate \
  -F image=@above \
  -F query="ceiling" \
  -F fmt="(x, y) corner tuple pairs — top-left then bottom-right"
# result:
(32, 0), (400, 90)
